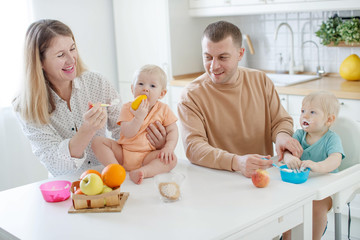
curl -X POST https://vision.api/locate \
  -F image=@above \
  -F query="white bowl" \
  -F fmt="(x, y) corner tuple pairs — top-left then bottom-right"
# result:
(154, 172), (185, 202)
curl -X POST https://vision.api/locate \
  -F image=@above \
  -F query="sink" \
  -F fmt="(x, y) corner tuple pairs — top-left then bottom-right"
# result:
(266, 73), (320, 87)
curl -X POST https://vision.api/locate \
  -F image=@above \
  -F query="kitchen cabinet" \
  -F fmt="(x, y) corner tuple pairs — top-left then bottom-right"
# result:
(113, 0), (172, 104)
(188, 0), (360, 17)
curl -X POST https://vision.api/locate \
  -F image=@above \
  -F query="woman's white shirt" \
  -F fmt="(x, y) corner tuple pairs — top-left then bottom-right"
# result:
(16, 71), (121, 177)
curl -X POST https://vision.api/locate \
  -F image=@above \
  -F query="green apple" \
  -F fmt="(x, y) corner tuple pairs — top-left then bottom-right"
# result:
(101, 185), (113, 194)
(80, 173), (103, 195)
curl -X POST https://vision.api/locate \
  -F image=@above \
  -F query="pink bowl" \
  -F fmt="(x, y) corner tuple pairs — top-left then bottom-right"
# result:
(39, 180), (71, 202)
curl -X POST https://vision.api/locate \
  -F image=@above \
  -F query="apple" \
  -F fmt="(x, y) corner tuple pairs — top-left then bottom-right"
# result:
(251, 169), (270, 188)
(80, 173), (104, 195)
(101, 185), (113, 194)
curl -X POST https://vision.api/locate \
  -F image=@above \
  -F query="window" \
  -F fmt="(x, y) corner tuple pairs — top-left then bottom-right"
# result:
(0, 1), (31, 108)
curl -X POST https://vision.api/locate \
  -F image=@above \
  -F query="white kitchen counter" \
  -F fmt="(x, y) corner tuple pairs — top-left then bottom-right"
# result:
(0, 159), (359, 240)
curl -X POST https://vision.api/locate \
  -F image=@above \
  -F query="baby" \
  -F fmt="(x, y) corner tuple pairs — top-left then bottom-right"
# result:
(92, 64), (178, 184)
(283, 91), (345, 240)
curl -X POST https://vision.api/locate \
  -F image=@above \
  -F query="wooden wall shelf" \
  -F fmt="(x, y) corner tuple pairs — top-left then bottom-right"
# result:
(326, 42), (360, 47)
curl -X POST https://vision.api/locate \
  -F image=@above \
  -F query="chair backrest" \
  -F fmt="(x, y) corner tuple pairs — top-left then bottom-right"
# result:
(0, 107), (48, 191)
(330, 116), (360, 171)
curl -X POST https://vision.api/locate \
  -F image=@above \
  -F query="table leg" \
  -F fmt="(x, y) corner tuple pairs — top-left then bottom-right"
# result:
(335, 212), (342, 240)
(292, 201), (312, 240)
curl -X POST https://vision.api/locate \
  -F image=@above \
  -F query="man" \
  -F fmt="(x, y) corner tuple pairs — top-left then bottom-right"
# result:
(177, 21), (302, 178)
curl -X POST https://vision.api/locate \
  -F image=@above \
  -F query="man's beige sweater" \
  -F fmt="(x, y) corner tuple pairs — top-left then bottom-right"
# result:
(177, 67), (294, 171)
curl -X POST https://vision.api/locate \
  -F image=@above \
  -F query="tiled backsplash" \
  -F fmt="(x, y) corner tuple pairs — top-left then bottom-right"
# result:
(231, 10), (360, 74)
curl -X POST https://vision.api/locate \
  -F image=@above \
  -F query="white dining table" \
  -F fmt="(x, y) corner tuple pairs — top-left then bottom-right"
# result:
(0, 159), (358, 240)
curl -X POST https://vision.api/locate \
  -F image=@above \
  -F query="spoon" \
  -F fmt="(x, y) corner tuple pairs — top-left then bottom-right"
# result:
(91, 98), (121, 108)
(261, 157), (293, 173)
(272, 163), (294, 173)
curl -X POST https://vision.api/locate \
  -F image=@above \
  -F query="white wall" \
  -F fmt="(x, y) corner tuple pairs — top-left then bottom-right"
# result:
(30, 0), (119, 90)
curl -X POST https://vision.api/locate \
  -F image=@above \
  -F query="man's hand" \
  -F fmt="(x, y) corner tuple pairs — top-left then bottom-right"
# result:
(232, 154), (273, 178)
(275, 132), (303, 161)
(146, 121), (167, 150)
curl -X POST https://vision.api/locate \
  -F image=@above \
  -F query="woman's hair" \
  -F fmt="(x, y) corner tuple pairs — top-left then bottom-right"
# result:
(202, 21), (243, 48)
(132, 64), (167, 90)
(14, 19), (86, 125)
(302, 91), (340, 118)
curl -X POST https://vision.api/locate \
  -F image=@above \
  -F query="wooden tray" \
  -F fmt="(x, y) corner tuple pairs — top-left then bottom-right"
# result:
(68, 192), (129, 213)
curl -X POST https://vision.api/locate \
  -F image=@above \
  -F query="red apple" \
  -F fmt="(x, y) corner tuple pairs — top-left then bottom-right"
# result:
(251, 169), (270, 188)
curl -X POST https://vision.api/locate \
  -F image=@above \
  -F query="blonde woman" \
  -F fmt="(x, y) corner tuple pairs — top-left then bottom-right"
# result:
(13, 19), (166, 177)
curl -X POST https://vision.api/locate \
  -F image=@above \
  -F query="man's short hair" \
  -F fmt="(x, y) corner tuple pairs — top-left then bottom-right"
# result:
(202, 21), (242, 48)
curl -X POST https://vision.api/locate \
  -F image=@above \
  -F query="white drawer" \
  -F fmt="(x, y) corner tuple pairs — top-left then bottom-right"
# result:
(338, 98), (360, 122)
(228, 204), (305, 240)
(278, 94), (288, 112)
(288, 95), (304, 115)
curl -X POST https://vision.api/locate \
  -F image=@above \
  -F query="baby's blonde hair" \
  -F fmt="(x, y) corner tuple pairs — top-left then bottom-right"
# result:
(132, 64), (167, 90)
(302, 91), (340, 118)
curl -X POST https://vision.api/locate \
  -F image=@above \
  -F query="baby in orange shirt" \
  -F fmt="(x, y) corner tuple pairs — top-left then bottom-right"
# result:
(92, 64), (178, 184)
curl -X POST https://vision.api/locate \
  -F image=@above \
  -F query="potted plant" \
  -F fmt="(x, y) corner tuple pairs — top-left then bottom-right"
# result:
(316, 14), (360, 46)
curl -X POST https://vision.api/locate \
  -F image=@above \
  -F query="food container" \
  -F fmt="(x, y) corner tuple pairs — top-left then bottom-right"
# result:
(154, 172), (185, 202)
(39, 180), (71, 202)
(70, 181), (121, 209)
(280, 165), (310, 184)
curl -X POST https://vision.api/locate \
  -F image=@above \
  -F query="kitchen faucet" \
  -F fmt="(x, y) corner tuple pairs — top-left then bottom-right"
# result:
(274, 23), (295, 75)
(301, 40), (325, 77)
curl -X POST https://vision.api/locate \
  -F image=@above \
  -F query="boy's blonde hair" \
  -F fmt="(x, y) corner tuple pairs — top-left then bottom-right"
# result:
(132, 64), (167, 90)
(302, 91), (340, 118)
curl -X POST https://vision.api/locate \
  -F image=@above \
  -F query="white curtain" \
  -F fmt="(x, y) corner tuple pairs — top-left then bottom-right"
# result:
(0, 1), (49, 191)
(0, 1), (32, 108)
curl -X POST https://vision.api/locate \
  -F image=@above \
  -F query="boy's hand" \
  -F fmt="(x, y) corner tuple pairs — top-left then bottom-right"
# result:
(130, 99), (149, 121)
(284, 153), (302, 171)
(159, 147), (175, 164)
(300, 160), (317, 172)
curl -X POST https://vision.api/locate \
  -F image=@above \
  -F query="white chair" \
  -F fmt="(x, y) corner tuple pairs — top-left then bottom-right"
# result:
(330, 116), (360, 240)
(0, 107), (48, 191)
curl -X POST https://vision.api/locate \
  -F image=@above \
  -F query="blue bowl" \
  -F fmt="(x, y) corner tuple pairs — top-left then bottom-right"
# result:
(280, 165), (310, 184)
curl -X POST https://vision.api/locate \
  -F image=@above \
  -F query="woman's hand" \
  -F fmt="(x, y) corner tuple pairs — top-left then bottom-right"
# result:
(146, 121), (167, 150)
(82, 102), (107, 133)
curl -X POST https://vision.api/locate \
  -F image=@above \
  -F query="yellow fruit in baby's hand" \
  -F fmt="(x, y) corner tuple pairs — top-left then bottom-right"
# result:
(339, 54), (360, 81)
(131, 95), (147, 110)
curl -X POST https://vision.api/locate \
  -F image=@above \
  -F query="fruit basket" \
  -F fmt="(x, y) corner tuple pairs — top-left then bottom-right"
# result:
(70, 181), (121, 209)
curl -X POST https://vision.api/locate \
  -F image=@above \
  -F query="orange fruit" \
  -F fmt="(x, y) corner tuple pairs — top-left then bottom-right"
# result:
(101, 164), (126, 188)
(80, 169), (102, 180)
(75, 189), (84, 195)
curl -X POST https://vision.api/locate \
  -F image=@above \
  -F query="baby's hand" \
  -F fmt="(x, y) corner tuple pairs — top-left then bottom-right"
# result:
(300, 160), (318, 172)
(130, 99), (149, 121)
(284, 154), (302, 171)
(159, 148), (175, 164)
